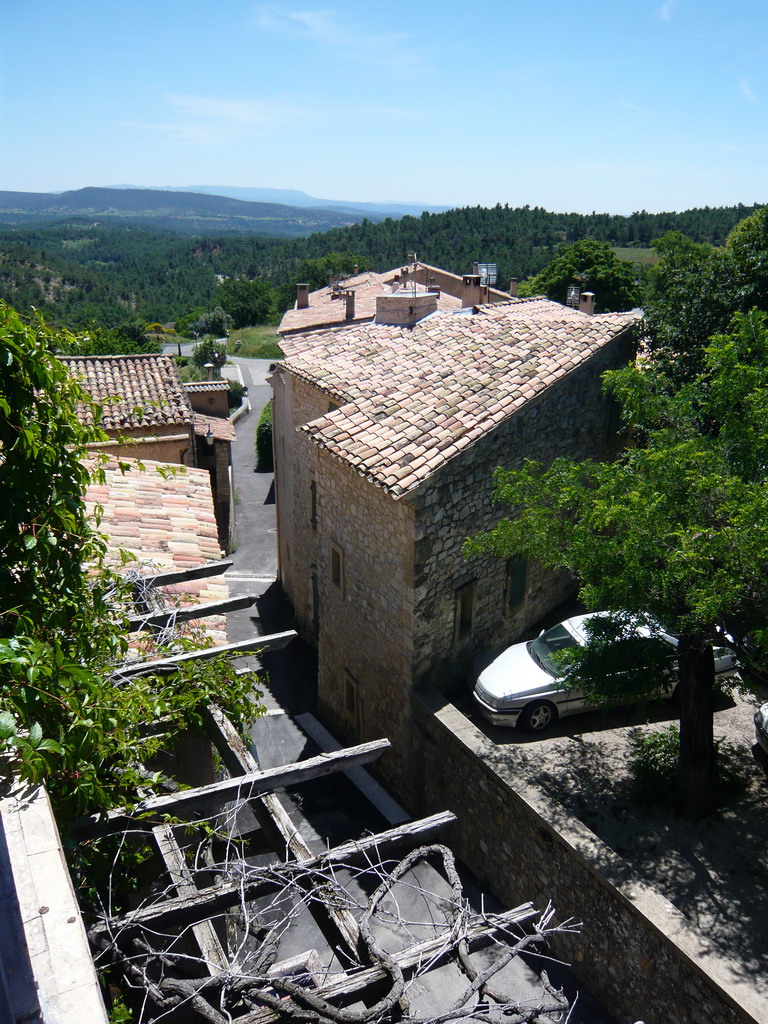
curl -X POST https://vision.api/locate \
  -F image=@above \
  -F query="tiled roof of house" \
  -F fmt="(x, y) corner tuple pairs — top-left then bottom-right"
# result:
(284, 298), (638, 498)
(194, 413), (237, 443)
(184, 381), (231, 393)
(279, 269), (463, 336)
(61, 354), (193, 431)
(85, 459), (227, 643)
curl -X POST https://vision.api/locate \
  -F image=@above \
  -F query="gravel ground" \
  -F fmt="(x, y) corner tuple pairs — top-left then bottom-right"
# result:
(460, 677), (768, 993)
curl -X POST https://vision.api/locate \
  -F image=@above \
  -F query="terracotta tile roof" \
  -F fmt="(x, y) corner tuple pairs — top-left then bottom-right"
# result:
(60, 354), (193, 431)
(184, 381), (231, 393)
(86, 458), (227, 643)
(194, 413), (237, 442)
(279, 268), (462, 336)
(284, 298), (638, 498)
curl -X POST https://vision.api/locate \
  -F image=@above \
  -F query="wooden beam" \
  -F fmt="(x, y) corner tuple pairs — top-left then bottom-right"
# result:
(112, 630), (296, 679)
(73, 739), (390, 838)
(128, 595), (258, 631)
(239, 903), (540, 1023)
(141, 560), (233, 587)
(88, 812), (456, 940)
(152, 824), (229, 975)
(202, 705), (363, 958)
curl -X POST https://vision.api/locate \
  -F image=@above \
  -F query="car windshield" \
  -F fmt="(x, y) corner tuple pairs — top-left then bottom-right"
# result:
(528, 624), (578, 676)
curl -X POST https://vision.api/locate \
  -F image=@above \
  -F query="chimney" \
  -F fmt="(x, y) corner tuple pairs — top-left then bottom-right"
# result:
(579, 291), (596, 315)
(296, 283), (309, 309)
(509, 277), (518, 297)
(345, 289), (355, 320)
(375, 292), (438, 326)
(461, 274), (483, 307)
(353, 264), (359, 275)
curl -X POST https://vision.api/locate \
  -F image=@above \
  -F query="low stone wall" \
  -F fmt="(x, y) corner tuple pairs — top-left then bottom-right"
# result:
(412, 691), (768, 1024)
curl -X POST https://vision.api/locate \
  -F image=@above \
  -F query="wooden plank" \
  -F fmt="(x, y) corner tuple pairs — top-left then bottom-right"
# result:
(128, 595), (257, 631)
(88, 812), (456, 940)
(239, 903), (540, 1023)
(112, 630), (297, 679)
(152, 824), (229, 975)
(202, 705), (363, 957)
(73, 739), (390, 838)
(141, 560), (234, 587)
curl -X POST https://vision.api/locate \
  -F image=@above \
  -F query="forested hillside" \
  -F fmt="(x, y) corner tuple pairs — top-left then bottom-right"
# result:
(0, 202), (762, 329)
(0, 187), (376, 236)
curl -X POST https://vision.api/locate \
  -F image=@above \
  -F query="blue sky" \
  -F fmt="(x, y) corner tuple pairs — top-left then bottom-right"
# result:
(2, 0), (767, 213)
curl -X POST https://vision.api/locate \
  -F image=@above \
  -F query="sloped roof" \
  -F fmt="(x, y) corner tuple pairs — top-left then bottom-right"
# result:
(61, 354), (193, 431)
(86, 459), (221, 575)
(194, 412), (237, 443)
(283, 298), (638, 498)
(279, 269), (462, 335)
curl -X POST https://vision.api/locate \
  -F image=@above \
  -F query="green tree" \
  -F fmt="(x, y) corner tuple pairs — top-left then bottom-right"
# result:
(518, 239), (639, 311)
(192, 336), (228, 372)
(0, 304), (259, 824)
(193, 305), (233, 339)
(643, 209), (768, 378)
(465, 310), (768, 819)
(216, 277), (279, 328)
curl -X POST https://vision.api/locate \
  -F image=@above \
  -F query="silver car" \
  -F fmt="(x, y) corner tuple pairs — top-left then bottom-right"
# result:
(473, 612), (740, 732)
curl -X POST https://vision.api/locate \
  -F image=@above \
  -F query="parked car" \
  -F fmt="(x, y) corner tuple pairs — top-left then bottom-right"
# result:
(755, 703), (768, 757)
(473, 612), (741, 732)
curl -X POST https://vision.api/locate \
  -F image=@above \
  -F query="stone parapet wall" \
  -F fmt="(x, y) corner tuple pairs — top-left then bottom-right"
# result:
(412, 692), (768, 1024)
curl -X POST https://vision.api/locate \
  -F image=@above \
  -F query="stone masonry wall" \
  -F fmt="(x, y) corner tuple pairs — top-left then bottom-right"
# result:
(412, 692), (768, 1024)
(407, 331), (634, 694)
(315, 452), (417, 796)
(273, 373), (330, 638)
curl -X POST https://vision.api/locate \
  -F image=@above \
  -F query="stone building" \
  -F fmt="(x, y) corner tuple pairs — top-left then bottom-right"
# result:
(60, 354), (236, 551)
(271, 295), (638, 796)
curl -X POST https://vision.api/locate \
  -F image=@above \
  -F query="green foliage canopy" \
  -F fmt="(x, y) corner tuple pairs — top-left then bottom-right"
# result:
(517, 239), (639, 311)
(0, 304), (261, 823)
(465, 310), (768, 817)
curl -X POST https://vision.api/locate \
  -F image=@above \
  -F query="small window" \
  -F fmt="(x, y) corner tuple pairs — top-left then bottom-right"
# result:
(310, 478), (318, 531)
(343, 670), (363, 732)
(344, 672), (357, 716)
(331, 544), (344, 591)
(505, 558), (528, 613)
(454, 581), (476, 643)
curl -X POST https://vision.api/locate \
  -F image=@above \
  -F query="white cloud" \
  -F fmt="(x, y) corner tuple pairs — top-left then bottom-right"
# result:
(740, 78), (759, 104)
(120, 93), (307, 146)
(251, 4), (424, 73)
(658, 0), (676, 21)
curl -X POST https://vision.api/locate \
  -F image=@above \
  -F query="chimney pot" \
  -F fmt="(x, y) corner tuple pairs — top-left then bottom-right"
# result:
(345, 289), (355, 320)
(579, 291), (596, 315)
(375, 292), (437, 325)
(462, 273), (483, 307)
(296, 283), (309, 309)
(354, 264), (359, 275)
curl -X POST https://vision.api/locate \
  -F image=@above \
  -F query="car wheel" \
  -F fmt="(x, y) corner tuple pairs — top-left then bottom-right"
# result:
(520, 700), (557, 732)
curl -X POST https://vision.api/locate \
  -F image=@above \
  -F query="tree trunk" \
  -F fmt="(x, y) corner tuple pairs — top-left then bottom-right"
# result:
(675, 633), (716, 819)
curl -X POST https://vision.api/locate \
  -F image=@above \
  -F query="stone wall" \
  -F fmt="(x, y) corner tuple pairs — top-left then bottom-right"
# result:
(408, 331), (634, 694)
(315, 451), (417, 795)
(272, 372), (329, 638)
(412, 692), (768, 1024)
(88, 429), (194, 466)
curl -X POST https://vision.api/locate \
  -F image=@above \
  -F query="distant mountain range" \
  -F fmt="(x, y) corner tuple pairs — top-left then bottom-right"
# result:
(0, 186), (449, 236)
(114, 184), (451, 218)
